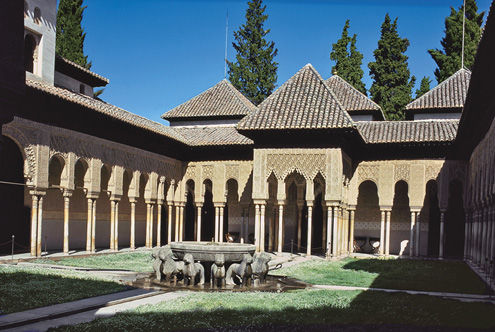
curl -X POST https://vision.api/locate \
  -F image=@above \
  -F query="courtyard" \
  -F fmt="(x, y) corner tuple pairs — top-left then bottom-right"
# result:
(1, 251), (494, 331)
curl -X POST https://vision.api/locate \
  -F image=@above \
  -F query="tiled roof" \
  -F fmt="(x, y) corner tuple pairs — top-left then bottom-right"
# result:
(237, 64), (354, 130)
(406, 68), (471, 110)
(172, 126), (253, 146)
(26, 79), (186, 143)
(357, 120), (459, 144)
(162, 80), (257, 120)
(56, 55), (109, 86)
(325, 75), (383, 115)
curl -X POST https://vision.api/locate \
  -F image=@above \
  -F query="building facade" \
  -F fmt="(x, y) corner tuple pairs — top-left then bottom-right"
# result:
(1, 1), (494, 285)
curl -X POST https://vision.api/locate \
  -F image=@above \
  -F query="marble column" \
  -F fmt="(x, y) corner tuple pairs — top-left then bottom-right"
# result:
(110, 200), (116, 250)
(306, 203), (313, 256)
(36, 195), (44, 257)
(439, 210), (446, 259)
(379, 210), (385, 255)
(219, 205), (225, 243)
(415, 212), (421, 257)
(385, 210), (391, 256)
(254, 204), (260, 251)
(91, 199), (96, 252)
(30, 194), (39, 256)
(86, 198), (93, 251)
(260, 204), (266, 251)
(278, 203), (284, 253)
(332, 206), (338, 257)
(326, 206), (332, 256)
(196, 204), (202, 242)
(322, 206), (327, 252)
(167, 203), (173, 244)
(175, 204), (180, 242)
(409, 212), (416, 257)
(214, 206), (220, 243)
(349, 208), (355, 254)
(62, 190), (72, 254)
(268, 207), (274, 251)
(114, 201), (119, 250)
(130, 199), (136, 249)
(156, 203), (162, 247)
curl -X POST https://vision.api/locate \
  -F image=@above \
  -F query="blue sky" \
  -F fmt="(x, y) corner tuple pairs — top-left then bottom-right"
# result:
(81, 0), (492, 124)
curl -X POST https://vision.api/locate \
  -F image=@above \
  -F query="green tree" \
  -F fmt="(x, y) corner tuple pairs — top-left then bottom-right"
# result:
(56, 0), (91, 69)
(330, 20), (366, 94)
(415, 76), (432, 98)
(428, 0), (484, 83)
(368, 14), (415, 121)
(227, 0), (278, 105)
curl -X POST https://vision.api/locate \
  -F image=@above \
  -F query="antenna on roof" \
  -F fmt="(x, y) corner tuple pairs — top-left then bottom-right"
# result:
(224, 10), (229, 79)
(461, 0), (466, 69)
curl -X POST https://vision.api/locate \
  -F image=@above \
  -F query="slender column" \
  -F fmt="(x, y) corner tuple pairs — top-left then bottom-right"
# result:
(332, 207), (338, 257)
(385, 210), (391, 256)
(472, 210), (478, 262)
(91, 200), (96, 252)
(61, 190), (71, 254)
(275, 203), (282, 253)
(244, 207), (249, 243)
(156, 203), (162, 247)
(196, 204), (202, 242)
(36, 196), (44, 257)
(178, 204), (184, 241)
(415, 212), (421, 257)
(274, 207), (279, 250)
(174, 204), (180, 242)
(214, 206), (219, 242)
(260, 204), (266, 251)
(322, 206), (327, 252)
(86, 199), (93, 251)
(439, 210), (446, 259)
(409, 212), (415, 257)
(337, 208), (342, 256)
(114, 201), (119, 250)
(254, 204), (260, 251)
(344, 209), (349, 254)
(464, 211), (470, 260)
(30, 195), (39, 256)
(110, 200), (116, 250)
(297, 202), (303, 251)
(130, 200), (136, 249)
(379, 210), (385, 255)
(167, 204), (173, 244)
(326, 206), (332, 256)
(268, 207), (274, 251)
(150, 203), (155, 246)
(219, 205), (225, 243)
(145, 203), (150, 246)
(307, 203), (313, 256)
(349, 208), (355, 254)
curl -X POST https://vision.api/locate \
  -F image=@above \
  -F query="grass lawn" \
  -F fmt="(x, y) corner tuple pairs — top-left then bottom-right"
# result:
(52, 289), (495, 331)
(0, 265), (127, 314)
(35, 251), (153, 273)
(272, 257), (487, 294)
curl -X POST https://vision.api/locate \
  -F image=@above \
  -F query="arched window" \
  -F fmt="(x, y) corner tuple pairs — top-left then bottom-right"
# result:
(24, 1), (28, 18)
(24, 34), (36, 73)
(33, 7), (41, 24)
(79, 84), (85, 94)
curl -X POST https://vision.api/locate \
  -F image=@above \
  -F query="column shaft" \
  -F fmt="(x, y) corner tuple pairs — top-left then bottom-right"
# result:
(130, 201), (136, 249)
(110, 200), (116, 250)
(349, 209), (355, 254)
(322, 207), (327, 251)
(385, 211), (391, 256)
(91, 200), (96, 252)
(86, 199), (93, 251)
(268, 208), (274, 251)
(63, 195), (70, 254)
(409, 212), (415, 257)
(297, 205), (303, 251)
(167, 204), (173, 244)
(260, 204), (265, 251)
(379, 210), (385, 255)
(157, 204), (162, 247)
(326, 206), (332, 256)
(415, 213), (421, 257)
(254, 204), (260, 251)
(36, 196), (43, 257)
(332, 207), (338, 257)
(307, 205), (312, 256)
(219, 205), (225, 243)
(277, 204), (283, 253)
(196, 205), (202, 242)
(439, 211), (445, 259)
(174, 205), (180, 242)
(114, 201), (119, 250)
(30, 195), (39, 256)
(150, 204), (155, 246)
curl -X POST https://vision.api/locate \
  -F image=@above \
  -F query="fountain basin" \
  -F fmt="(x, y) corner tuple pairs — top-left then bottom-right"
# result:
(170, 241), (255, 263)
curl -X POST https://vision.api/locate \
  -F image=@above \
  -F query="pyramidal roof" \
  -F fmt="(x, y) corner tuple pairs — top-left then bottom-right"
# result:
(237, 64), (354, 130)
(161, 79), (257, 120)
(406, 68), (471, 110)
(325, 75), (382, 113)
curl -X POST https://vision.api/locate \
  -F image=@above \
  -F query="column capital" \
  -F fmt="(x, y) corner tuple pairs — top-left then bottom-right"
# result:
(325, 200), (340, 207)
(253, 199), (266, 206)
(410, 207), (422, 213)
(62, 189), (73, 198)
(110, 195), (122, 202)
(86, 191), (99, 200)
(214, 202), (226, 208)
(195, 202), (204, 208)
(277, 200), (286, 206)
(306, 200), (313, 208)
(145, 199), (156, 205)
(157, 199), (164, 206)
(29, 189), (46, 196)
(380, 206), (392, 212)
(129, 196), (138, 203)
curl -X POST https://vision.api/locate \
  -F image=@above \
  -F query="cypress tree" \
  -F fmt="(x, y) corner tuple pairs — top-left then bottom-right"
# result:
(227, 0), (278, 105)
(56, 0), (91, 69)
(428, 0), (484, 83)
(368, 14), (415, 121)
(415, 76), (432, 98)
(330, 20), (366, 94)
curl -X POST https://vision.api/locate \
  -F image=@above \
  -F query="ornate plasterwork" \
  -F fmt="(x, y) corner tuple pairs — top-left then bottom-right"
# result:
(265, 153), (326, 181)
(184, 165), (196, 181)
(202, 165), (213, 181)
(358, 165), (378, 184)
(225, 164), (239, 181)
(425, 164), (441, 181)
(394, 164), (410, 182)
(2, 123), (36, 182)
